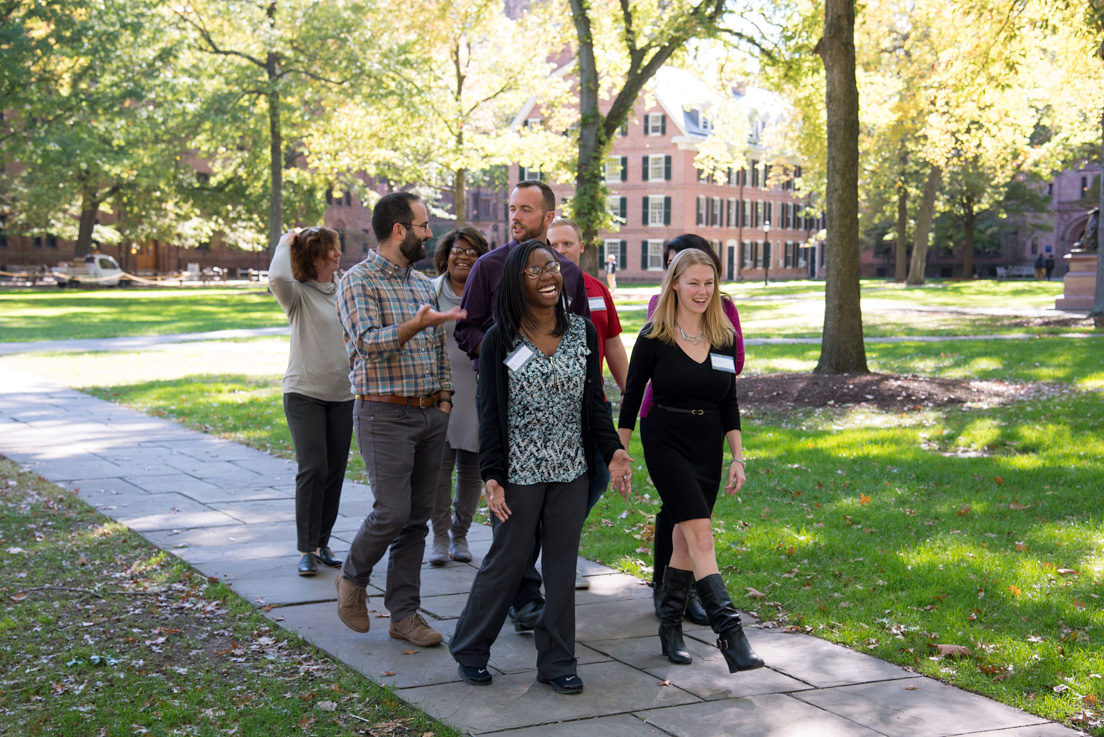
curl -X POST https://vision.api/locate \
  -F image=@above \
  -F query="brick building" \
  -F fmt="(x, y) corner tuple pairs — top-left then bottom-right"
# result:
(513, 66), (824, 283)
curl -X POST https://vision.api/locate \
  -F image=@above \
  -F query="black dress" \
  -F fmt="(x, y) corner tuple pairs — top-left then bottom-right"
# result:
(619, 328), (741, 522)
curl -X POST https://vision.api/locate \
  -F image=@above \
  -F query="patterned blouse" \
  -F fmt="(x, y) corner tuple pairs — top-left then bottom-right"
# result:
(507, 314), (590, 485)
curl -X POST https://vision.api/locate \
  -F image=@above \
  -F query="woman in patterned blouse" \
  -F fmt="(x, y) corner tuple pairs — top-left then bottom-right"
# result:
(449, 240), (632, 695)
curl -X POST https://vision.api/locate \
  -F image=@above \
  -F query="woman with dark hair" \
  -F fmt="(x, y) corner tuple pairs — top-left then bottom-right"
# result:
(269, 227), (354, 576)
(620, 248), (763, 674)
(644, 234), (745, 625)
(427, 227), (490, 565)
(450, 240), (633, 694)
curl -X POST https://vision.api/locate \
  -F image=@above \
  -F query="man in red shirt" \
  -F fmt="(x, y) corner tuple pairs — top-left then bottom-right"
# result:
(548, 218), (629, 588)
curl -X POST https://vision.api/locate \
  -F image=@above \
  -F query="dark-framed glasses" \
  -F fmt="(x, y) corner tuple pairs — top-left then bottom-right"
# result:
(523, 260), (562, 280)
(402, 221), (430, 233)
(450, 246), (479, 257)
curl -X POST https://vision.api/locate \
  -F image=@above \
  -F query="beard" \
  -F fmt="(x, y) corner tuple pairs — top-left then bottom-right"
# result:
(399, 228), (427, 263)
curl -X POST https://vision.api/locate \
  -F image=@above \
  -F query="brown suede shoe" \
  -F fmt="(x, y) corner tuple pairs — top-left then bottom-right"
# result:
(335, 575), (370, 633)
(389, 612), (442, 647)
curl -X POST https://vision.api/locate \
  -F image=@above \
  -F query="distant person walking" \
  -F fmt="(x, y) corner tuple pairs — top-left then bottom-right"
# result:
(428, 227), (490, 566)
(1034, 254), (1045, 281)
(334, 192), (464, 648)
(269, 227), (354, 578)
(619, 248), (764, 674)
(1045, 255), (1056, 281)
(606, 252), (618, 292)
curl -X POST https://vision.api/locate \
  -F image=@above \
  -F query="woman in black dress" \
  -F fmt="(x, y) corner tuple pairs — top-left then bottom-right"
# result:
(618, 248), (764, 673)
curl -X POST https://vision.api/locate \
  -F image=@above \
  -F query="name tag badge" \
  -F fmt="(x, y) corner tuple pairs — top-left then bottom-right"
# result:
(710, 353), (736, 373)
(588, 296), (607, 311)
(505, 344), (535, 372)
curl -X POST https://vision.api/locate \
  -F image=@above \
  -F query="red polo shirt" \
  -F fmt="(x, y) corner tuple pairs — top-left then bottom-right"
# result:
(582, 271), (621, 372)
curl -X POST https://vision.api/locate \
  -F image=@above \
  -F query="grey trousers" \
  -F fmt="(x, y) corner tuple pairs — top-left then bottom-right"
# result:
(449, 474), (587, 680)
(341, 399), (448, 621)
(430, 442), (481, 541)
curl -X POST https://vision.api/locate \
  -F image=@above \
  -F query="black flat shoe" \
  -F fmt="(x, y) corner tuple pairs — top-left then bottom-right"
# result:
(457, 663), (492, 686)
(538, 673), (583, 694)
(298, 553), (318, 577)
(316, 547), (342, 568)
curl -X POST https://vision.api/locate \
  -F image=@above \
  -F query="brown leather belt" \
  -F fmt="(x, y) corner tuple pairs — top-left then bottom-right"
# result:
(356, 392), (442, 408)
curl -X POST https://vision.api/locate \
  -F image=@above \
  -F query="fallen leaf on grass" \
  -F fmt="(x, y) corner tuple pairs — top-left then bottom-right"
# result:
(956, 505), (971, 517)
(1057, 568), (1079, 576)
(10, 592), (26, 602)
(1072, 600), (1086, 610)
(317, 700), (337, 711)
(298, 716), (315, 729)
(745, 588), (766, 599)
(933, 644), (972, 659)
(994, 476), (1004, 485)
(858, 494), (870, 506)
(1085, 694), (1099, 706)
(1008, 585), (1022, 596)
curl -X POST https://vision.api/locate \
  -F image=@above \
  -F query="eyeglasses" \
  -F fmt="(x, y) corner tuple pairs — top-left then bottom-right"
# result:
(401, 221), (430, 233)
(450, 246), (479, 257)
(523, 260), (561, 280)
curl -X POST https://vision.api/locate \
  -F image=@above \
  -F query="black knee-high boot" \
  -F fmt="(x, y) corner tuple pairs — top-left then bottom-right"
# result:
(657, 567), (693, 665)
(694, 573), (765, 673)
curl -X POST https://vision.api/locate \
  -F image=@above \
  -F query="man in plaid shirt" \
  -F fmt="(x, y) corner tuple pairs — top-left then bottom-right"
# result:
(334, 192), (465, 647)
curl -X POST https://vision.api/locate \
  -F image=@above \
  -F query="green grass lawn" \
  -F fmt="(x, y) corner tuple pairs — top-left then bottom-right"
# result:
(0, 458), (458, 737)
(3, 281), (1103, 733)
(0, 287), (285, 342)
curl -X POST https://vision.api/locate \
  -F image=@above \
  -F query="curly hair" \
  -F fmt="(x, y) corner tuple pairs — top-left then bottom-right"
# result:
(290, 227), (341, 282)
(433, 226), (490, 276)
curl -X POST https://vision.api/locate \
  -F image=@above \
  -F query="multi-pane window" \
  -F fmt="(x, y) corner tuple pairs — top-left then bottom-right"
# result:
(604, 157), (623, 183)
(750, 161), (760, 187)
(648, 196), (666, 226)
(603, 239), (624, 269)
(648, 239), (665, 270)
(648, 155), (666, 181)
(697, 196), (707, 226)
(646, 113), (665, 136)
(711, 197), (721, 227)
(521, 165), (542, 181)
(742, 242), (752, 269)
(607, 195), (622, 219)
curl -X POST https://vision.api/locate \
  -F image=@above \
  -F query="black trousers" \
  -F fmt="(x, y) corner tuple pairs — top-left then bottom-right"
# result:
(283, 393), (354, 553)
(450, 475), (587, 680)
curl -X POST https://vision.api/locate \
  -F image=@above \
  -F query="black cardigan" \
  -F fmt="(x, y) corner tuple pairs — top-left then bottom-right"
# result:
(477, 317), (624, 487)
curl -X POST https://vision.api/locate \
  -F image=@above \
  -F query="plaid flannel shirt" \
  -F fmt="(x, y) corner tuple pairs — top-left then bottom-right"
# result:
(337, 249), (453, 398)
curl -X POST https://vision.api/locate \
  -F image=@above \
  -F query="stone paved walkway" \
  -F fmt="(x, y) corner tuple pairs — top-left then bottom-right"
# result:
(0, 364), (1085, 736)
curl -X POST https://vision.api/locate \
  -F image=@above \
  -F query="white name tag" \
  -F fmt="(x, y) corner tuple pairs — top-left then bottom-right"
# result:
(710, 353), (736, 373)
(588, 296), (606, 311)
(505, 344), (535, 372)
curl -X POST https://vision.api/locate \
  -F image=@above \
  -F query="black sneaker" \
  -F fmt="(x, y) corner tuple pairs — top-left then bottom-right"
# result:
(457, 663), (492, 686)
(538, 673), (583, 694)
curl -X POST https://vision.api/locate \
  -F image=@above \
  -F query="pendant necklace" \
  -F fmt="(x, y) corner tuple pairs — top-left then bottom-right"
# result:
(676, 322), (705, 345)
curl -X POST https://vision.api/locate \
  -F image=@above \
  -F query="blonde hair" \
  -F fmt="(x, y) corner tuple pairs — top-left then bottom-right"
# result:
(647, 248), (734, 347)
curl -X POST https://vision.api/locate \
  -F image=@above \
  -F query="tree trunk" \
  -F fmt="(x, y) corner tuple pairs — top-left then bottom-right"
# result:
(266, 63), (282, 252)
(813, 0), (868, 375)
(264, 0), (282, 253)
(907, 163), (942, 285)
(455, 165), (466, 226)
(894, 150), (908, 282)
(961, 194), (975, 279)
(75, 192), (99, 258)
(569, 0), (603, 278)
(1093, 107), (1104, 328)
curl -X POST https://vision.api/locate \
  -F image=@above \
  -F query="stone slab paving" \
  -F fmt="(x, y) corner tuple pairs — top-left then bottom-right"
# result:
(0, 364), (1086, 737)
